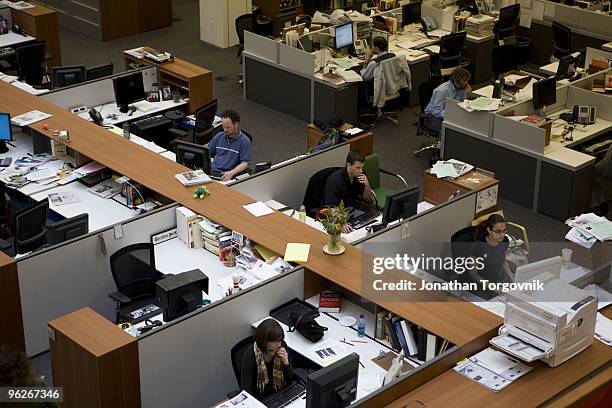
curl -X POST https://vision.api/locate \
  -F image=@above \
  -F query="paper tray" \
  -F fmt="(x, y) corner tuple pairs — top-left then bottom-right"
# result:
(270, 298), (317, 327)
(490, 333), (546, 362)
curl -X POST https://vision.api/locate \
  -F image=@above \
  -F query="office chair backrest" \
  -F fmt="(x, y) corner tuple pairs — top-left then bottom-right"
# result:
(13, 199), (49, 255)
(235, 14), (255, 46)
(194, 99), (218, 143)
(418, 79), (443, 114)
(241, 130), (253, 144)
(110, 243), (159, 301)
(231, 336), (255, 386)
(52, 65), (86, 89)
(46, 213), (89, 245)
(439, 32), (467, 69)
(363, 154), (382, 190)
(552, 22), (571, 59)
(86, 62), (114, 81)
(496, 4), (520, 39)
(492, 45), (518, 77)
(15, 42), (46, 86)
(303, 167), (341, 216)
(450, 225), (477, 258)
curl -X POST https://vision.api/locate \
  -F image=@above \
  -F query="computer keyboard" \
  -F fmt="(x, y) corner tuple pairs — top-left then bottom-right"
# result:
(264, 383), (306, 408)
(0, 47), (15, 58)
(349, 208), (381, 229)
(131, 115), (170, 131)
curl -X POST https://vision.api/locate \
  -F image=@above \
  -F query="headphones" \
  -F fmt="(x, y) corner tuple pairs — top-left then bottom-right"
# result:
(89, 108), (104, 126)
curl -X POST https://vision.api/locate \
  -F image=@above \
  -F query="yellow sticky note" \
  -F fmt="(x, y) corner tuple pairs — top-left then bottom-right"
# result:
(284, 243), (310, 262)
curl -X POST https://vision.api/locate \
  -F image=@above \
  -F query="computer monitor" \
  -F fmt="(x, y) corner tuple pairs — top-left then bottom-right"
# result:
(306, 353), (359, 408)
(156, 269), (209, 322)
(86, 63), (114, 81)
(112, 71), (146, 113)
(382, 186), (420, 225)
(458, 0), (479, 15)
(515, 256), (562, 283)
(0, 112), (13, 154)
(335, 22), (354, 50)
(298, 34), (314, 53)
(47, 213), (89, 245)
(174, 140), (211, 173)
(555, 54), (575, 80)
(51, 65), (86, 89)
(532, 77), (557, 116)
(402, 1), (421, 25)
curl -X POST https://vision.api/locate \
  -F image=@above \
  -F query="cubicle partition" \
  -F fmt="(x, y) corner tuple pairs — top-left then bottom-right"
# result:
(15, 204), (178, 356)
(231, 142), (350, 209)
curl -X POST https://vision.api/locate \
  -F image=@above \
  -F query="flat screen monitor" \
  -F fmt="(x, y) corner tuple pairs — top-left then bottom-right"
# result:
(175, 140), (211, 173)
(112, 71), (145, 113)
(0, 112), (12, 154)
(555, 54), (575, 80)
(335, 22), (354, 50)
(156, 269), (209, 322)
(532, 77), (557, 114)
(47, 213), (89, 245)
(382, 186), (420, 225)
(306, 353), (359, 408)
(52, 66), (86, 89)
(298, 34), (314, 53)
(402, 2), (422, 25)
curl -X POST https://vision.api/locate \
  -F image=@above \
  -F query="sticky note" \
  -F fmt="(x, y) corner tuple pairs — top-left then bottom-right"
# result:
(284, 243), (310, 262)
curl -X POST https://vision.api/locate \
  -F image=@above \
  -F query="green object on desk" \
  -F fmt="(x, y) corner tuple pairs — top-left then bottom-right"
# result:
(193, 186), (210, 199)
(331, 57), (354, 70)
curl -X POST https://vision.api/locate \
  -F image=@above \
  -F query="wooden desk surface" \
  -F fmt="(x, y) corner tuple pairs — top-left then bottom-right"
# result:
(0, 81), (499, 348)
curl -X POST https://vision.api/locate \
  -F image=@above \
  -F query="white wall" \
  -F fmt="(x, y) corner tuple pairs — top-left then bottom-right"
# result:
(200, 0), (252, 48)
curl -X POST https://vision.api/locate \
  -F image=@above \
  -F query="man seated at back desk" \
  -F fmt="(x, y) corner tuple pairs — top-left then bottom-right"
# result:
(360, 36), (395, 82)
(209, 109), (252, 181)
(322, 151), (374, 233)
(423, 67), (472, 133)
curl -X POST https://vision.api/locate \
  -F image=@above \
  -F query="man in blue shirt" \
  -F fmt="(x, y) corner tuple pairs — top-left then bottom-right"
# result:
(423, 67), (472, 133)
(208, 110), (252, 181)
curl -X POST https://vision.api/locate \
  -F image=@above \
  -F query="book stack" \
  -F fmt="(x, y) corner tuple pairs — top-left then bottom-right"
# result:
(465, 14), (494, 37)
(176, 207), (204, 249)
(318, 292), (341, 313)
(121, 182), (145, 207)
(199, 217), (231, 256)
(378, 312), (451, 362)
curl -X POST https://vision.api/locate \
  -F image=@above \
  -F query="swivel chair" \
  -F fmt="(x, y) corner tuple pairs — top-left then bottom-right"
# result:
(226, 336), (255, 398)
(414, 78), (444, 163)
(0, 199), (49, 257)
(15, 41), (46, 86)
(552, 22), (571, 60)
(494, 4), (531, 64)
(303, 167), (341, 217)
(86, 62), (114, 81)
(437, 32), (470, 78)
(169, 99), (218, 145)
(108, 243), (163, 323)
(363, 154), (409, 210)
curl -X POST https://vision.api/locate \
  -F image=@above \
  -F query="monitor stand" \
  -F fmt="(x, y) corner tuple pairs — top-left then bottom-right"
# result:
(0, 141), (8, 154)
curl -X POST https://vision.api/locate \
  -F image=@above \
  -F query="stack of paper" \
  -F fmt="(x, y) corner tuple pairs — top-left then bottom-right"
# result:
(430, 159), (474, 179)
(566, 213), (612, 243)
(10, 110), (52, 126)
(458, 97), (501, 112)
(465, 14), (494, 37)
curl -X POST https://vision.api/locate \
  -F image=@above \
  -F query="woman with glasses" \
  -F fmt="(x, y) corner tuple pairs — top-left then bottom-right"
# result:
(468, 213), (513, 299)
(240, 319), (293, 400)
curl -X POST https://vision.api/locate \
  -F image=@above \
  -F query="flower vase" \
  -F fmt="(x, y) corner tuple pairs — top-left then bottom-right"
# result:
(325, 233), (344, 255)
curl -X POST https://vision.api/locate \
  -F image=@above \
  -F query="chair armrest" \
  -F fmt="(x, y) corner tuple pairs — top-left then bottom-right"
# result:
(379, 168), (409, 189)
(108, 291), (131, 304)
(507, 221), (529, 252)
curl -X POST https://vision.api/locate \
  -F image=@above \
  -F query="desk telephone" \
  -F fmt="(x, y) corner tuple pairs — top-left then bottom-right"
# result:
(559, 105), (597, 125)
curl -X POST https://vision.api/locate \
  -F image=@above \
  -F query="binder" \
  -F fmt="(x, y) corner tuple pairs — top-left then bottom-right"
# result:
(426, 332), (437, 361)
(417, 327), (427, 361)
(385, 314), (401, 351)
(400, 320), (418, 356)
(393, 319), (411, 357)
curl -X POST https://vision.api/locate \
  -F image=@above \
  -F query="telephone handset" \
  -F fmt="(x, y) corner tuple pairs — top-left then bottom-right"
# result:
(492, 75), (505, 99)
(353, 39), (366, 56)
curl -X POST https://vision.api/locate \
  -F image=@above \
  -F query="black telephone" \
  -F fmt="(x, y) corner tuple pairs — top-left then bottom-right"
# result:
(492, 75), (505, 99)
(560, 105), (597, 125)
(89, 108), (104, 126)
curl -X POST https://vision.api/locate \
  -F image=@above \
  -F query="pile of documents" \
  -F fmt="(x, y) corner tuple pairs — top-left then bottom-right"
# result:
(199, 217), (231, 257)
(1, 154), (68, 189)
(465, 14), (494, 37)
(454, 348), (532, 392)
(335, 11), (373, 39)
(430, 159), (474, 179)
(565, 213), (612, 247)
(458, 97), (501, 112)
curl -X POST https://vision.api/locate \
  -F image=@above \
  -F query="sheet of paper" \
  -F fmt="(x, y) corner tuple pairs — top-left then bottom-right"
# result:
(10, 110), (52, 127)
(424, 45), (440, 54)
(532, 1), (544, 20)
(48, 191), (81, 206)
(417, 201), (435, 213)
(431, 162), (458, 178)
(331, 57), (356, 70)
(0, 73), (18, 83)
(504, 74), (528, 85)
(214, 390), (267, 408)
(243, 201), (275, 217)
(26, 168), (57, 182)
(309, 339), (352, 366)
(519, 9), (532, 29)
(263, 200), (286, 211)
(595, 313), (612, 346)
(582, 284), (612, 310)
(442, 11), (454, 32)
(559, 266), (590, 284)
(284, 243), (310, 262)
(337, 69), (363, 83)
(74, 161), (105, 175)
(471, 348), (517, 374)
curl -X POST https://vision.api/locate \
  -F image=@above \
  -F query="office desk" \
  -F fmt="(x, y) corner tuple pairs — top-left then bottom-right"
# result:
(546, 112), (612, 154)
(306, 123), (374, 156)
(30, 181), (136, 232)
(0, 31), (36, 48)
(77, 98), (187, 127)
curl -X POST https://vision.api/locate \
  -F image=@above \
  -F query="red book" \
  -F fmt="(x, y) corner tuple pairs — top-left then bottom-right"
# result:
(319, 292), (341, 313)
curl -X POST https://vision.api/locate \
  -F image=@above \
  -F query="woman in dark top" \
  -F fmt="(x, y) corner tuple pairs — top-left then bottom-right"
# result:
(240, 319), (294, 400)
(468, 214), (513, 299)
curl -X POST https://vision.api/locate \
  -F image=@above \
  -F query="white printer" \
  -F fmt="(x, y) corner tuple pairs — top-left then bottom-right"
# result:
(490, 272), (597, 367)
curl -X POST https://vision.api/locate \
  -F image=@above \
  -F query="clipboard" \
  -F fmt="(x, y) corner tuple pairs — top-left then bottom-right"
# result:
(371, 351), (414, 374)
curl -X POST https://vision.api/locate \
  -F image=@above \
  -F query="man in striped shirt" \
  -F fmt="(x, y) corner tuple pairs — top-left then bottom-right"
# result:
(209, 110), (252, 181)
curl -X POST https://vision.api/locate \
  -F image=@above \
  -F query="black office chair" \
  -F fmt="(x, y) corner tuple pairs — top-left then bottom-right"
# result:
(227, 335), (255, 397)
(15, 41), (46, 86)
(0, 199), (49, 257)
(449, 225), (477, 281)
(236, 14), (255, 61)
(108, 243), (163, 323)
(413, 78), (444, 163)
(169, 99), (218, 144)
(46, 213), (89, 245)
(51, 65), (86, 89)
(86, 62), (114, 81)
(494, 5), (531, 65)
(302, 167), (341, 217)
(492, 45), (518, 78)
(0, 182), (10, 239)
(552, 22), (571, 60)
(437, 32), (470, 78)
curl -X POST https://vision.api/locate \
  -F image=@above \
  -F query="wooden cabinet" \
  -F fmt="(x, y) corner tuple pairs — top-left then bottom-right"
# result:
(11, 3), (61, 67)
(307, 123), (374, 156)
(49, 308), (141, 408)
(124, 51), (213, 114)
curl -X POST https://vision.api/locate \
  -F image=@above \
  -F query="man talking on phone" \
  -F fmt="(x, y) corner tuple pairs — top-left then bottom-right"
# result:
(322, 151), (373, 233)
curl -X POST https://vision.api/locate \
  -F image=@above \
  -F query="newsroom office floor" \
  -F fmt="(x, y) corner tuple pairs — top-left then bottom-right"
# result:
(28, 0), (579, 383)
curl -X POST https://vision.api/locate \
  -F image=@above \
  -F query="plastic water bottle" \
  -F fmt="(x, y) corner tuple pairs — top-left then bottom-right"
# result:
(357, 314), (366, 337)
(122, 122), (130, 140)
(298, 205), (307, 222)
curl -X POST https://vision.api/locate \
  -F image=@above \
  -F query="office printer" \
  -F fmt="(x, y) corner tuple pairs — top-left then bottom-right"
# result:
(490, 272), (597, 367)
